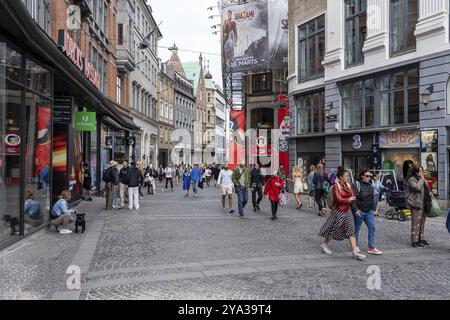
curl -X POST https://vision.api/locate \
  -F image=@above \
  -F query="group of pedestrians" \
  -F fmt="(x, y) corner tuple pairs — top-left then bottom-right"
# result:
(214, 162), (286, 220)
(317, 164), (441, 261)
(103, 160), (147, 211)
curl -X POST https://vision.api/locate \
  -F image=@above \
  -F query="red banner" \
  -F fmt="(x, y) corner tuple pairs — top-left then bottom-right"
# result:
(229, 110), (246, 170)
(278, 105), (289, 176)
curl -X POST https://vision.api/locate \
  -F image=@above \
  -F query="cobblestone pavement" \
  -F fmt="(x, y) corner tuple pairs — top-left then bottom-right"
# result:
(1, 181), (450, 300)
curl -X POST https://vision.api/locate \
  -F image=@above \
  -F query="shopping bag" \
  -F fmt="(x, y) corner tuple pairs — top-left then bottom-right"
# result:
(427, 199), (442, 218)
(278, 189), (289, 208)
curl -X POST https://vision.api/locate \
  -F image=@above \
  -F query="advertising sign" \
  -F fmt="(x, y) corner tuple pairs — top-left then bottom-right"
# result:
(420, 130), (438, 195)
(268, 0), (288, 68)
(278, 106), (289, 176)
(379, 130), (420, 148)
(74, 112), (96, 132)
(222, 0), (269, 72)
(228, 110), (246, 170)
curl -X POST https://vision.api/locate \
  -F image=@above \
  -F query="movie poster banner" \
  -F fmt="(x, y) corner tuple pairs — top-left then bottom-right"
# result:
(420, 130), (438, 195)
(268, 0), (288, 69)
(222, 0), (269, 72)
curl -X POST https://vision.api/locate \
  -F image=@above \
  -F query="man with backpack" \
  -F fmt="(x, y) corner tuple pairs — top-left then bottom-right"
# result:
(352, 168), (383, 256)
(118, 161), (130, 209)
(104, 160), (118, 210)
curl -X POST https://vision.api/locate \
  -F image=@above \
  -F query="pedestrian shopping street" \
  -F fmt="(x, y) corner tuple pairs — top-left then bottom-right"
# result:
(1, 182), (450, 300)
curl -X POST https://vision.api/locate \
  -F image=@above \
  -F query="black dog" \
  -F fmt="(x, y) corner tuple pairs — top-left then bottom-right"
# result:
(74, 213), (86, 234)
(2, 215), (19, 235)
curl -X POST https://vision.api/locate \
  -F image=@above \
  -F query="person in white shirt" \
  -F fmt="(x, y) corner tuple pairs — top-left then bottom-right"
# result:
(164, 166), (174, 191)
(205, 167), (212, 187)
(217, 162), (235, 214)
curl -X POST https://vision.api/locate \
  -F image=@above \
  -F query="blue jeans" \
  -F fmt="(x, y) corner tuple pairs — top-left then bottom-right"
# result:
(354, 210), (377, 249)
(192, 181), (198, 194)
(236, 186), (248, 216)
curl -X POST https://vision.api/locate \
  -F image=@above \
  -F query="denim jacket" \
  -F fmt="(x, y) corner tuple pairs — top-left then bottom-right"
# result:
(52, 199), (74, 217)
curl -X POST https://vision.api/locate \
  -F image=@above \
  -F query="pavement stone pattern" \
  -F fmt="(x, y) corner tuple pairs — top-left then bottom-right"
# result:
(1, 181), (450, 300)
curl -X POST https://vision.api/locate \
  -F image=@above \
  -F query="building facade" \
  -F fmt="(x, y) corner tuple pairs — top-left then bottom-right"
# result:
(166, 45), (196, 165)
(157, 62), (175, 168)
(214, 84), (227, 164)
(289, 0), (450, 204)
(0, 0), (138, 247)
(183, 55), (208, 164)
(127, 0), (161, 168)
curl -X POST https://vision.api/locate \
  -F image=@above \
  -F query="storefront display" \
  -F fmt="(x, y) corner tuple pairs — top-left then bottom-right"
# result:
(1, 40), (53, 245)
(380, 129), (420, 191)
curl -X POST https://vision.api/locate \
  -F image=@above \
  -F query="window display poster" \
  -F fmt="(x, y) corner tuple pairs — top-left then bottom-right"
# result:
(421, 130), (438, 194)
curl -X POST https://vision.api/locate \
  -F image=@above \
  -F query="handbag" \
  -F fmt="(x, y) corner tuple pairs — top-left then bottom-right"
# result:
(198, 180), (204, 189)
(427, 199), (442, 218)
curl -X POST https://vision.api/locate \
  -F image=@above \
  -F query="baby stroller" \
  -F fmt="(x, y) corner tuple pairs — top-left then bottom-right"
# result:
(385, 190), (411, 221)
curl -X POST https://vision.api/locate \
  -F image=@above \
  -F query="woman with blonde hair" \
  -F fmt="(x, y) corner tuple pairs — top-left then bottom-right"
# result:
(292, 165), (303, 210)
(51, 190), (77, 234)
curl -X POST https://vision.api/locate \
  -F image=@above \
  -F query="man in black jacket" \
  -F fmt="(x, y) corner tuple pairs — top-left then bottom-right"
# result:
(128, 162), (144, 210)
(118, 161), (130, 209)
(352, 168), (382, 256)
(250, 164), (265, 212)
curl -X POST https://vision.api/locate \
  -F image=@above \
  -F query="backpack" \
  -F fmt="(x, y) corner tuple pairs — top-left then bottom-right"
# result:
(102, 168), (112, 183)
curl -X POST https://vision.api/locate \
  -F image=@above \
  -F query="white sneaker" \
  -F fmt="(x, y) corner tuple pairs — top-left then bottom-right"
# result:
(59, 228), (72, 234)
(353, 251), (367, 261)
(320, 243), (332, 255)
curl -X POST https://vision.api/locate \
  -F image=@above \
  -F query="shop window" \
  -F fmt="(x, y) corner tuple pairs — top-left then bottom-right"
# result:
(295, 91), (325, 134)
(345, 0), (367, 67)
(390, 0), (418, 56)
(298, 14), (325, 82)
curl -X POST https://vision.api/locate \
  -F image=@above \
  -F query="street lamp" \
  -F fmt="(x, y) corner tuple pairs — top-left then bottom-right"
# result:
(421, 85), (434, 107)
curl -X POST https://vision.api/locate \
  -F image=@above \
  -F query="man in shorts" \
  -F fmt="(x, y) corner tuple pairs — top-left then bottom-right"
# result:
(217, 162), (235, 214)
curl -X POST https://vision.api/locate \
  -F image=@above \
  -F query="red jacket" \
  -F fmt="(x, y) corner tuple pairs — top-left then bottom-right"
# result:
(333, 182), (354, 212)
(264, 177), (284, 202)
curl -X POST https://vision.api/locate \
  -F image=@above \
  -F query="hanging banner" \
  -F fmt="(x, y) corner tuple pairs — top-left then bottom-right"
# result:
(228, 110), (246, 170)
(268, 0), (288, 68)
(278, 105), (289, 177)
(420, 130), (438, 195)
(222, 0), (269, 72)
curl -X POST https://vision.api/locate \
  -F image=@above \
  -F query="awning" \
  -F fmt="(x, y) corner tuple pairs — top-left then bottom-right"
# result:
(0, 0), (139, 132)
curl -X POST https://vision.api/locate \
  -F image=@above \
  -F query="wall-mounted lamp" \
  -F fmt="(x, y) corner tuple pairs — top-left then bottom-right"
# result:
(324, 102), (334, 118)
(421, 84), (434, 107)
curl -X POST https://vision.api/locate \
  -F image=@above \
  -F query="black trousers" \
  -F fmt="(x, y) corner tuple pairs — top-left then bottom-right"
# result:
(271, 201), (279, 217)
(315, 189), (324, 211)
(252, 186), (263, 209)
(165, 178), (173, 189)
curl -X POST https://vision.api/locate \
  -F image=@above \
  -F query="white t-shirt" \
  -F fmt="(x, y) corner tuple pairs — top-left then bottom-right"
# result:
(164, 167), (173, 178)
(205, 169), (212, 177)
(218, 169), (233, 187)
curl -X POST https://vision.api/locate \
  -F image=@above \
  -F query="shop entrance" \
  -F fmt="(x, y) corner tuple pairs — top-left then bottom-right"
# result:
(250, 108), (274, 173)
(343, 153), (372, 180)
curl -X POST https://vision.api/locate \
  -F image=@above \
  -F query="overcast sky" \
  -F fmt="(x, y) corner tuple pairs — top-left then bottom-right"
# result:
(149, 0), (223, 84)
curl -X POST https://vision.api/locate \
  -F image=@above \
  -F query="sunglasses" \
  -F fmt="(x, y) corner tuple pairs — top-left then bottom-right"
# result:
(364, 174), (372, 178)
